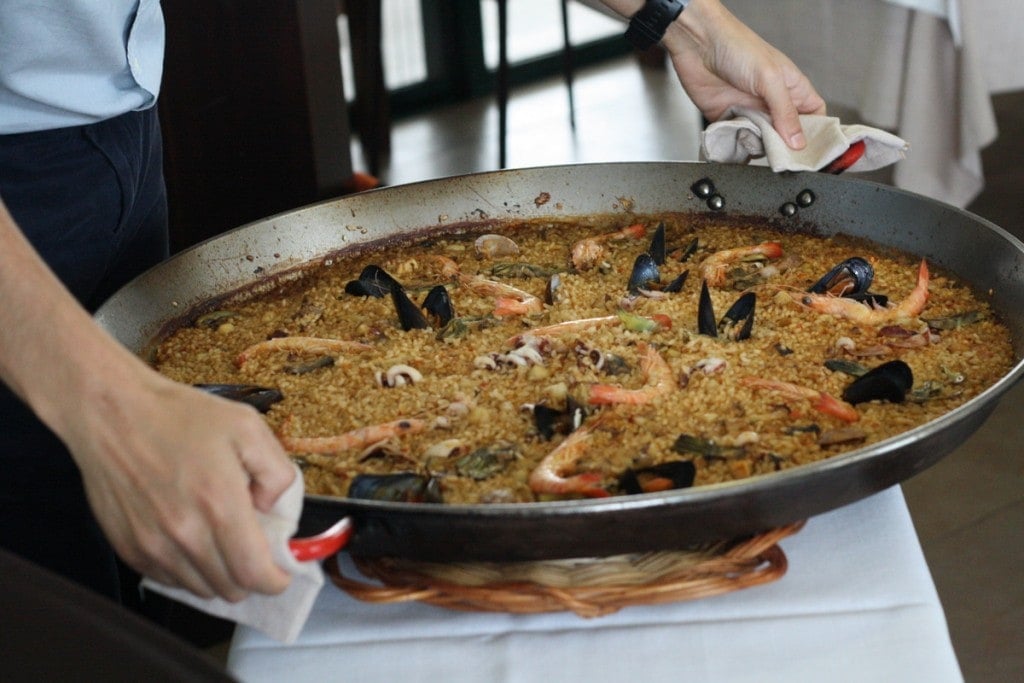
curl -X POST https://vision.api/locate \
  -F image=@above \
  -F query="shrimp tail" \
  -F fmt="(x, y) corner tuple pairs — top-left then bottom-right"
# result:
(812, 392), (860, 423)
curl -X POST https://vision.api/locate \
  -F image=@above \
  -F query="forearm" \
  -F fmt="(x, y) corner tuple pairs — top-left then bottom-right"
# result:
(0, 198), (147, 446)
(595, 0), (824, 145)
(1, 197), (295, 599)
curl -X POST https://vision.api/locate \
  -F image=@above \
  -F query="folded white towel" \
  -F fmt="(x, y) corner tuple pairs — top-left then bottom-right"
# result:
(701, 107), (909, 173)
(141, 464), (324, 643)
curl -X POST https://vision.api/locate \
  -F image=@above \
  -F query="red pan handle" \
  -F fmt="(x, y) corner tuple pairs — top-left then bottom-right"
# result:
(288, 517), (353, 562)
(821, 140), (866, 174)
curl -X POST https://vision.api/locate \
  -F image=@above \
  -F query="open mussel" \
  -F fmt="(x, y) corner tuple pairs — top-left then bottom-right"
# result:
(194, 384), (284, 413)
(697, 281), (755, 341)
(627, 253), (661, 294)
(841, 360), (913, 405)
(809, 257), (874, 297)
(391, 287), (429, 331)
(344, 264), (402, 298)
(663, 271), (688, 293)
(385, 281), (456, 332)
(530, 396), (585, 441)
(669, 236), (699, 263)
(422, 285), (455, 328)
(618, 460), (696, 495)
(348, 472), (443, 503)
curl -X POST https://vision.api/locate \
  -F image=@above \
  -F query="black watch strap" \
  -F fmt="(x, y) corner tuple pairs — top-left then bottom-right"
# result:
(624, 0), (687, 50)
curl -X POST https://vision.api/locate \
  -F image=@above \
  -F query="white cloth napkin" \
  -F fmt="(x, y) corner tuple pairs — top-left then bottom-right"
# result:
(701, 106), (909, 173)
(141, 464), (324, 643)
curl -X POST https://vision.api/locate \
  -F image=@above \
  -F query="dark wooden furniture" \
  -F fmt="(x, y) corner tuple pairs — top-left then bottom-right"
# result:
(160, 1), (356, 252)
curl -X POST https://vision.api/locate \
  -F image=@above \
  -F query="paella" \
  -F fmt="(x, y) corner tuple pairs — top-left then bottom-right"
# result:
(151, 211), (1015, 505)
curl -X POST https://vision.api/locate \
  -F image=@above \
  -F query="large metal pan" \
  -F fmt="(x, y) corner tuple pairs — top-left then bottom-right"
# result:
(95, 162), (1024, 561)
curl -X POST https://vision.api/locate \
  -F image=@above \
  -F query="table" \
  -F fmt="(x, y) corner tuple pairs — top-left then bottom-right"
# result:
(724, 0), (1024, 209)
(228, 486), (962, 683)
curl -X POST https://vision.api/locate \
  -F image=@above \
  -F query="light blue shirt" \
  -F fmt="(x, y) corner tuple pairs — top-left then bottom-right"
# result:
(0, 0), (165, 134)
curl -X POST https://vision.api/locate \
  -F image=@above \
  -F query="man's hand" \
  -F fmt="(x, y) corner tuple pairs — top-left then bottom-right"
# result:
(665, 0), (826, 149)
(71, 371), (296, 601)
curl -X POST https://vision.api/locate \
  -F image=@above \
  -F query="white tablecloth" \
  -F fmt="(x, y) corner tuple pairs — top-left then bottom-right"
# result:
(725, 0), (1024, 208)
(228, 486), (962, 683)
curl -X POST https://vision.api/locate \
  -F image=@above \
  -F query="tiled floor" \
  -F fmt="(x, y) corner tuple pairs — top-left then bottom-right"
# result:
(363, 56), (1023, 682)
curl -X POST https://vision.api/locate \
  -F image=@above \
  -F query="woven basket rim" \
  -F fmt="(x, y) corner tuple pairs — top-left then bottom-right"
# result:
(325, 522), (804, 618)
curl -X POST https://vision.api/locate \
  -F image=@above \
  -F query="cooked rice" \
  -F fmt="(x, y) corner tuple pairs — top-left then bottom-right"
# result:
(152, 216), (1016, 504)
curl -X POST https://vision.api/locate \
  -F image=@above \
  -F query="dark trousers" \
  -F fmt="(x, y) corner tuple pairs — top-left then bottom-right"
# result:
(0, 107), (169, 601)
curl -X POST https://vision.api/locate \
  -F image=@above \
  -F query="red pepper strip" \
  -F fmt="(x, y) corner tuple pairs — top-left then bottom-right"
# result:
(821, 140), (866, 174)
(288, 517), (354, 562)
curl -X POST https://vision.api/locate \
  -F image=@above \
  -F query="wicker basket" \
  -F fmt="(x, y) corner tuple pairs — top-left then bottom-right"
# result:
(326, 522), (804, 618)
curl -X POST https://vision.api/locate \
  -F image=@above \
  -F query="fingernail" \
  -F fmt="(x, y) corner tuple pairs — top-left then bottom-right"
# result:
(790, 132), (806, 149)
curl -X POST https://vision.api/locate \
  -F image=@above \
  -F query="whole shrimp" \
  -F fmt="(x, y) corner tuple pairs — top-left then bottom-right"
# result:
(528, 421), (610, 498)
(235, 336), (372, 368)
(741, 377), (859, 423)
(570, 223), (646, 271)
(278, 418), (427, 454)
(432, 255), (542, 316)
(588, 342), (673, 405)
(699, 241), (783, 287)
(801, 259), (929, 326)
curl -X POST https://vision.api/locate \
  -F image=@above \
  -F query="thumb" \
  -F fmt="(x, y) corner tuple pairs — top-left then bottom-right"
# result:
(763, 91), (806, 150)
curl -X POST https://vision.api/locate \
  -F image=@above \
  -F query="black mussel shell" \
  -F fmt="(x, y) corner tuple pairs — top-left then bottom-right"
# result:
(663, 270), (689, 293)
(422, 285), (455, 327)
(671, 236), (699, 263)
(697, 280), (717, 337)
(698, 284), (754, 340)
(532, 397), (585, 441)
(649, 222), (667, 266)
(348, 473), (443, 503)
(619, 461), (696, 495)
(345, 265), (401, 298)
(841, 360), (913, 405)
(627, 252), (661, 294)
(194, 384), (284, 413)
(719, 291), (756, 341)
(809, 257), (874, 297)
(391, 287), (430, 331)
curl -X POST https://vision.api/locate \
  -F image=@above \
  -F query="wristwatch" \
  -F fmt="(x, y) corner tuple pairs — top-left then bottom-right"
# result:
(624, 0), (688, 50)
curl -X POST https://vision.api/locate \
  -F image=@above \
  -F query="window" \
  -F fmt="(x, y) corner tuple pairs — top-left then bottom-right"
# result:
(338, 0), (628, 113)
(480, 0), (622, 68)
